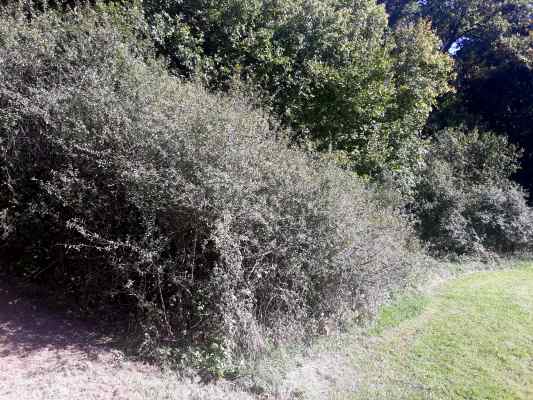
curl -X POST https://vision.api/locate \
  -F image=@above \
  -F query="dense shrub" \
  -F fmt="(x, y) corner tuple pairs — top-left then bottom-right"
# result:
(0, 5), (423, 363)
(413, 128), (533, 255)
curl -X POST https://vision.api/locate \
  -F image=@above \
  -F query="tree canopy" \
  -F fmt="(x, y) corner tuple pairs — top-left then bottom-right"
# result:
(381, 0), (533, 196)
(144, 0), (453, 185)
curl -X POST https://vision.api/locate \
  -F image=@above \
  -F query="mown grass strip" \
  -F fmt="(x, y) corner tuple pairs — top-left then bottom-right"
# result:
(348, 265), (533, 400)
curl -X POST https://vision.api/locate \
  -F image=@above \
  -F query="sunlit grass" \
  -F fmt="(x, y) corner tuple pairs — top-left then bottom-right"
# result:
(369, 294), (430, 336)
(347, 265), (533, 400)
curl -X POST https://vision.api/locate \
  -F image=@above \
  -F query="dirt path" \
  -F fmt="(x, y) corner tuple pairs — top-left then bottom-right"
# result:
(0, 283), (252, 400)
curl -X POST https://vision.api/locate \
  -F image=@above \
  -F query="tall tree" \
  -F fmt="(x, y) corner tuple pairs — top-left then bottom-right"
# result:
(144, 0), (453, 187)
(380, 0), (531, 52)
(382, 0), (533, 195)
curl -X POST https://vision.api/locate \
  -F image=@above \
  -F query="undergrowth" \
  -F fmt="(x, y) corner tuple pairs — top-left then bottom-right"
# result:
(0, 3), (425, 371)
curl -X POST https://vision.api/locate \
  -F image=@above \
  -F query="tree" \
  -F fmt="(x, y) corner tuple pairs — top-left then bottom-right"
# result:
(382, 0), (533, 196)
(144, 0), (453, 186)
(380, 0), (531, 52)
(454, 36), (533, 192)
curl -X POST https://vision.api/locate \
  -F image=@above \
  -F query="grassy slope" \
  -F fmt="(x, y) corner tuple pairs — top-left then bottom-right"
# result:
(342, 264), (533, 400)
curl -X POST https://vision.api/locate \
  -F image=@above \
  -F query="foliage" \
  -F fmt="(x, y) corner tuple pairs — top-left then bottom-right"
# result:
(383, 0), (533, 253)
(453, 37), (533, 195)
(381, 0), (532, 52)
(413, 127), (533, 255)
(383, 0), (533, 197)
(143, 0), (453, 185)
(0, 4), (423, 365)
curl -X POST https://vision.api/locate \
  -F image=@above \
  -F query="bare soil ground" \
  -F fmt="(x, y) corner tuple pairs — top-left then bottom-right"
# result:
(0, 282), (253, 400)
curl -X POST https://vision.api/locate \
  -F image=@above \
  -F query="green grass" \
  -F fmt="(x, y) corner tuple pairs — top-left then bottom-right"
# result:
(346, 265), (533, 400)
(369, 294), (430, 336)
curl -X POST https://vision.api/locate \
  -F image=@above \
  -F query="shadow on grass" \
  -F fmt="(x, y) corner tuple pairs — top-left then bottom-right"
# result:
(0, 282), (118, 358)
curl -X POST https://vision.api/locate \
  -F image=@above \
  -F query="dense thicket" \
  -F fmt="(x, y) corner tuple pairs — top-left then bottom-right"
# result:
(0, 6), (423, 364)
(413, 128), (533, 255)
(0, 0), (531, 374)
(9, 2), (530, 258)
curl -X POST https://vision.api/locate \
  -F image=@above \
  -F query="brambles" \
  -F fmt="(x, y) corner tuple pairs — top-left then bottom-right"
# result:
(0, 5), (423, 367)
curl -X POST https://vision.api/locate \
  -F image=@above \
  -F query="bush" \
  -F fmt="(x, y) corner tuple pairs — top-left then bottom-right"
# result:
(413, 127), (533, 255)
(0, 4), (422, 365)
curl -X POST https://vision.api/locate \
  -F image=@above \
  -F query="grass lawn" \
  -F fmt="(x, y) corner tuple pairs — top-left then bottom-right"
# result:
(343, 264), (533, 400)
